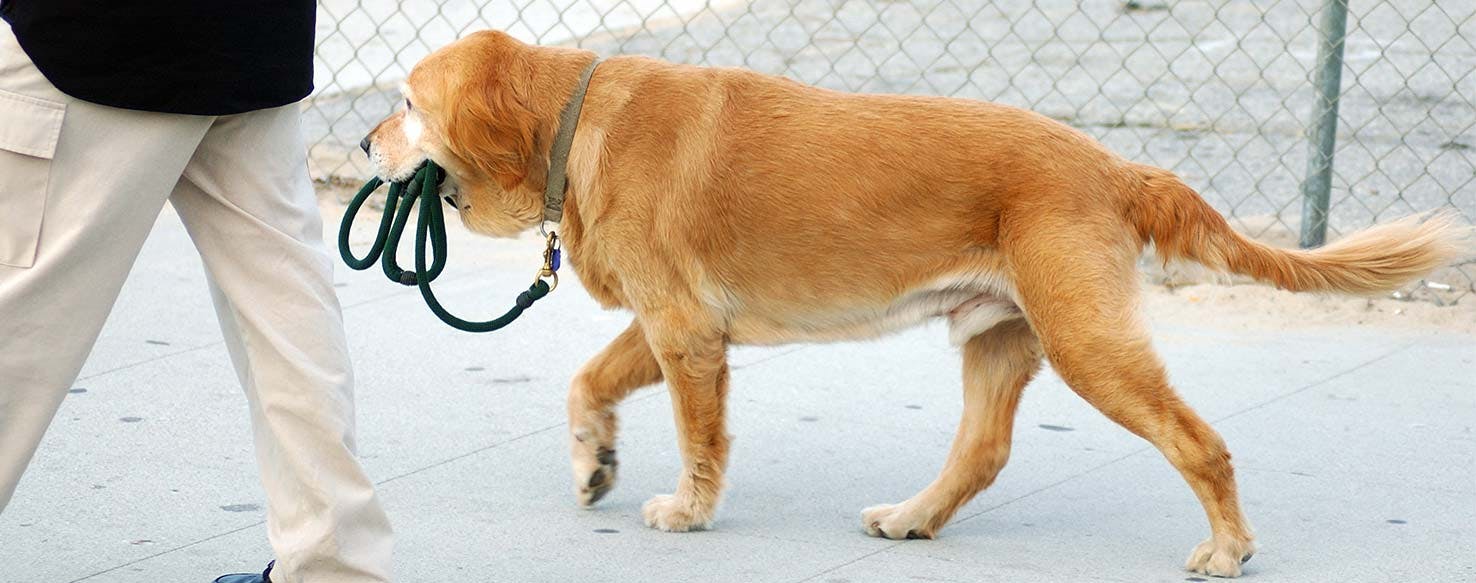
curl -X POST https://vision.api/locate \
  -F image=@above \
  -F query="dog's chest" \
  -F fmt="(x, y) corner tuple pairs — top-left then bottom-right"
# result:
(565, 243), (629, 309)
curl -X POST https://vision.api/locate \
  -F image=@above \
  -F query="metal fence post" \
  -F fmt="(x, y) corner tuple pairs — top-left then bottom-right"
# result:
(1299, 0), (1351, 249)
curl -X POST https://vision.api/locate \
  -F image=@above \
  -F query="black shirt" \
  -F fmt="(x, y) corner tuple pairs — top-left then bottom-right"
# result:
(1, 1), (316, 115)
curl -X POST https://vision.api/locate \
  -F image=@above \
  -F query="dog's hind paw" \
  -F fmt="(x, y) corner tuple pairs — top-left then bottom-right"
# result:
(1185, 535), (1255, 578)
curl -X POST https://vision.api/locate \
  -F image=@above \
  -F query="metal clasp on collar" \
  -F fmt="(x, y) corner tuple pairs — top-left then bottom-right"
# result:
(537, 231), (562, 291)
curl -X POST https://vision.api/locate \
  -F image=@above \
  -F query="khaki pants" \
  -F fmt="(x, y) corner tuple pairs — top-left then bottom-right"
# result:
(0, 25), (393, 583)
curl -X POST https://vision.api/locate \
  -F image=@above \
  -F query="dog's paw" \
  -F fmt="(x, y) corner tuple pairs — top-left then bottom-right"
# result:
(1185, 534), (1255, 578)
(861, 502), (936, 540)
(642, 494), (712, 532)
(570, 420), (619, 507)
(572, 444), (618, 507)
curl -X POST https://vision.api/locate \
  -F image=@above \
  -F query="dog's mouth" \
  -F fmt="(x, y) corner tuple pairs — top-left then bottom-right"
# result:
(441, 185), (468, 212)
(376, 158), (424, 184)
(367, 147), (465, 209)
(365, 141), (426, 184)
(431, 172), (469, 212)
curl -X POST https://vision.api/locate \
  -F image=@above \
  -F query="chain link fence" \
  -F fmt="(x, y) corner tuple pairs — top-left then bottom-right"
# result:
(305, 0), (1475, 302)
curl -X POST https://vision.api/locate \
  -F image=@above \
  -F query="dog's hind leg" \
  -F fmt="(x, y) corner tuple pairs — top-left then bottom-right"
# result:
(569, 319), (664, 506)
(862, 317), (1041, 539)
(1007, 221), (1255, 578)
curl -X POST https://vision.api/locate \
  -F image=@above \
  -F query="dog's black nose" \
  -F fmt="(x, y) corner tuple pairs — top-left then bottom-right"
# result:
(360, 136), (371, 154)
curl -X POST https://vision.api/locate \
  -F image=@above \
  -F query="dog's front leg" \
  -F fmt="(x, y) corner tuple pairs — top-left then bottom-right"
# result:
(638, 309), (730, 532)
(569, 319), (664, 506)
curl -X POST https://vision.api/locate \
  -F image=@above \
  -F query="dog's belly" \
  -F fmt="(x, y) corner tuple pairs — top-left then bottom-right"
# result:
(724, 275), (1024, 346)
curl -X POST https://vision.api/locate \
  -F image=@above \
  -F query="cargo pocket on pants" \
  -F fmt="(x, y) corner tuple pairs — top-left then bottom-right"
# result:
(0, 88), (64, 268)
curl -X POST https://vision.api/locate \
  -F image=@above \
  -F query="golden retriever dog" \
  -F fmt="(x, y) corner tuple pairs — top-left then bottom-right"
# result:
(363, 30), (1464, 578)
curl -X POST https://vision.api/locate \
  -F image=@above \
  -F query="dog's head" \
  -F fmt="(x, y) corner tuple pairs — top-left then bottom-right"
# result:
(363, 30), (550, 237)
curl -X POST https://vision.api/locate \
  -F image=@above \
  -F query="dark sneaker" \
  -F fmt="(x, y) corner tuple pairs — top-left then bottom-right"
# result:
(213, 561), (273, 583)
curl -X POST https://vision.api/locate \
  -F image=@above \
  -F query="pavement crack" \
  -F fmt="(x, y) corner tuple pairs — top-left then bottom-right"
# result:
(378, 383), (671, 487)
(732, 345), (811, 370)
(792, 541), (904, 583)
(76, 342), (220, 382)
(69, 521), (266, 583)
(1210, 335), (1426, 425)
(951, 447), (1148, 527)
(374, 420), (568, 486)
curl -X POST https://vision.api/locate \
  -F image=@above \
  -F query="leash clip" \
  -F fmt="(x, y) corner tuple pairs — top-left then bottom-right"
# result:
(537, 231), (561, 291)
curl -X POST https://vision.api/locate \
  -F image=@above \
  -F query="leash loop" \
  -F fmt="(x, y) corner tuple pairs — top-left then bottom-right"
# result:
(337, 176), (391, 269)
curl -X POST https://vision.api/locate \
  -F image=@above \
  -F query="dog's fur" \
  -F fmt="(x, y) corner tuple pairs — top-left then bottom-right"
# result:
(365, 31), (1466, 578)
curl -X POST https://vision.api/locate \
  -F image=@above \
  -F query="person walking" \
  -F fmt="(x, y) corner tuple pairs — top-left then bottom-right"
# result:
(0, 2), (394, 582)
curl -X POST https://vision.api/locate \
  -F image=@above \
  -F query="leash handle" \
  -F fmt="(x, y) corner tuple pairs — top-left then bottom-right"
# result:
(338, 176), (394, 269)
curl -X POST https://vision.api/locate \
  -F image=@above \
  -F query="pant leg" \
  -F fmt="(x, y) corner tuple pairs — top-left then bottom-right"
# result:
(169, 105), (393, 583)
(0, 24), (210, 512)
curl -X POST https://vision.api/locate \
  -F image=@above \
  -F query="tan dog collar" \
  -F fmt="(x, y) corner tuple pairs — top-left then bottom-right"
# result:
(542, 57), (602, 224)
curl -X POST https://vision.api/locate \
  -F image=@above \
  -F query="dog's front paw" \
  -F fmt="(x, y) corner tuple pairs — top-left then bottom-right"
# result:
(572, 444), (618, 507)
(1185, 534), (1255, 578)
(642, 494), (712, 532)
(570, 422), (619, 507)
(861, 502), (936, 540)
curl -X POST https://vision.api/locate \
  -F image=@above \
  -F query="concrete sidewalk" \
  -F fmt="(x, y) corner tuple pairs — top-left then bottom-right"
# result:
(2, 205), (1473, 583)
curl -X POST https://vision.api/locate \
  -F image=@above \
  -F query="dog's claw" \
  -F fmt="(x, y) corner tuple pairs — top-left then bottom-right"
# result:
(586, 482), (613, 505)
(587, 467), (609, 489)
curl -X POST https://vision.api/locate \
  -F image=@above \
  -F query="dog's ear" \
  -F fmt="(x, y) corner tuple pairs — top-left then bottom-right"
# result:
(444, 59), (538, 192)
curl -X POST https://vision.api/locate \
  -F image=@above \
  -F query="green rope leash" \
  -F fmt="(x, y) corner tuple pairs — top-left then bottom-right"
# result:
(337, 161), (554, 333)
(339, 57), (598, 333)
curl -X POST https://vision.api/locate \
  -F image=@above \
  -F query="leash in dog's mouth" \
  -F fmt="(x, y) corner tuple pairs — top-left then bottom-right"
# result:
(336, 56), (601, 333)
(337, 161), (558, 333)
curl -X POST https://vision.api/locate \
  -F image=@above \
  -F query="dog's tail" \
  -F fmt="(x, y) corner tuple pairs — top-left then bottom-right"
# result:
(1127, 165), (1467, 294)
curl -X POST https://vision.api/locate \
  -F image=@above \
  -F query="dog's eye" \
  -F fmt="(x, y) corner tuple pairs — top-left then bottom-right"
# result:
(405, 98), (413, 111)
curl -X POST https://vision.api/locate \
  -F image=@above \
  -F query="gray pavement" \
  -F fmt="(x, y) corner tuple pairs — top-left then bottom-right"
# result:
(2, 202), (1473, 582)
